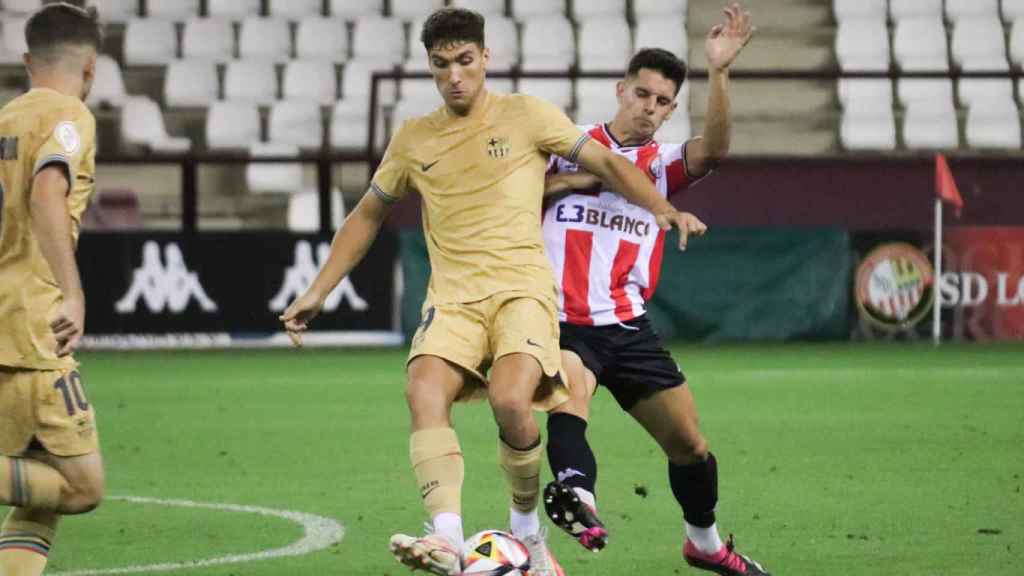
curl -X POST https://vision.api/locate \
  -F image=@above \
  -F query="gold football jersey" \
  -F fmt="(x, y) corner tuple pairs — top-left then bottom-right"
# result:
(372, 91), (589, 305)
(0, 88), (97, 369)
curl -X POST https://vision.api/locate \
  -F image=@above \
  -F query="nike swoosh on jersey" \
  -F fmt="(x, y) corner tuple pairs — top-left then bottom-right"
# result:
(421, 160), (440, 172)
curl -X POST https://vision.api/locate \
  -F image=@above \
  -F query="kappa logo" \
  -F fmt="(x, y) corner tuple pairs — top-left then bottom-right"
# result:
(269, 241), (368, 313)
(115, 241), (218, 314)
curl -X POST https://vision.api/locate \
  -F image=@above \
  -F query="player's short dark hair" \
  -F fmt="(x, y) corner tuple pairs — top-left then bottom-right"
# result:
(26, 2), (103, 59)
(420, 7), (485, 52)
(628, 48), (688, 96)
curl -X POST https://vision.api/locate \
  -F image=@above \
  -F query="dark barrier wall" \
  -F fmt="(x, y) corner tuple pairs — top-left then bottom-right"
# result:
(400, 228), (852, 342)
(78, 232), (398, 344)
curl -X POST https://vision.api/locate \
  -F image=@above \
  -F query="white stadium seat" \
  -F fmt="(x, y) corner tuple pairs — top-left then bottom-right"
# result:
(484, 17), (519, 71)
(3, 0), (39, 14)
(946, 0), (1000, 22)
(573, 0), (626, 21)
(268, 0), (323, 18)
(206, 101), (261, 149)
(147, 0), (200, 18)
(123, 18), (176, 65)
(958, 78), (1014, 107)
(87, 55), (128, 107)
(182, 18), (234, 62)
(351, 18), (404, 64)
(576, 78), (620, 118)
(893, 17), (949, 71)
(92, 0), (138, 22)
(448, 0), (505, 15)
(951, 17), (1009, 70)
(517, 78), (573, 110)
(889, 0), (943, 20)
(328, 0), (382, 18)
(391, 0), (445, 20)
(404, 18), (431, 72)
(838, 79), (893, 109)
(903, 100), (960, 149)
(288, 187), (345, 231)
(833, 0), (887, 21)
(224, 59), (278, 105)
(341, 57), (397, 103)
(1004, 0), (1024, 21)
(239, 18), (291, 63)
(121, 97), (192, 152)
(246, 142), (302, 195)
(389, 97), (442, 139)
(836, 18), (891, 71)
(330, 98), (387, 150)
(840, 102), (897, 150)
(1008, 19), (1024, 68)
(511, 0), (566, 19)
(634, 17), (688, 59)
(296, 17), (347, 63)
(283, 60), (338, 105)
(0, 17), (28, 64)
(633, 0), (687, 18)
(164, 60), (219, 107)
(520, 16), (575, 71)
(578, 17), (632, 72)
(897, 79), (954, 106)
(965, 97), (1022, 148)
(269, 100), (324, 150)
(657, 110), (691, 143)
(207, 0), (261, 19)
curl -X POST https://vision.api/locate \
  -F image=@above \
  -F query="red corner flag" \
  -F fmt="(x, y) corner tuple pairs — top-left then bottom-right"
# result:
(935, 153), (964, 218)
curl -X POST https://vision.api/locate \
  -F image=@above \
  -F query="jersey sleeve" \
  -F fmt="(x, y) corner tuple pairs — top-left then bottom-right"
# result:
(663, 141), (704, 197)
(31, 105), (95, 192)
(369, 121), (413, 204)
(525, 95), (590, 164)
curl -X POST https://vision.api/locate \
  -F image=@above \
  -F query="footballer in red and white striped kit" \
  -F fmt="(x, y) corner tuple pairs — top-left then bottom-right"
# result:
(541, 4), (772, 575)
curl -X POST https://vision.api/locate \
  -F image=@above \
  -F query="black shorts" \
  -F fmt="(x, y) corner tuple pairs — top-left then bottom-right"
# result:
(559, 315), (686, 411)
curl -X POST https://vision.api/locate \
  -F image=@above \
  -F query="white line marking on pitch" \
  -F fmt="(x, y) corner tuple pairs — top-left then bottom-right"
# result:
(50, 496), (345, 575)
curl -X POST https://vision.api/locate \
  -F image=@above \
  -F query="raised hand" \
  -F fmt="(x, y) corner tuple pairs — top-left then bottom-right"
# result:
(705, 2), (756, 72)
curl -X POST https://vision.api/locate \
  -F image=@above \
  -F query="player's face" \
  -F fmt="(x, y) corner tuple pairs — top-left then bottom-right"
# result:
(428, 41), (490, 115)
(616, 69), (679, 139)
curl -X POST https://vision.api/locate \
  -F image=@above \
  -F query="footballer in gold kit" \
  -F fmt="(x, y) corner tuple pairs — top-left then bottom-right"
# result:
(0, 4), (105, 575)
(280, 7), (704, 575)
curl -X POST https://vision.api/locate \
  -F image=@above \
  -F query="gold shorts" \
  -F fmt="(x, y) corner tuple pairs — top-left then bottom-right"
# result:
(0, 367), (99, 457)
(408, 292), (569, 411)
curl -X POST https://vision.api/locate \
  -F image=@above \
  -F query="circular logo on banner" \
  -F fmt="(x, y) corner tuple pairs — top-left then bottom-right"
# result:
(55, 121), (80, 154)
(855, 242), (935, 331)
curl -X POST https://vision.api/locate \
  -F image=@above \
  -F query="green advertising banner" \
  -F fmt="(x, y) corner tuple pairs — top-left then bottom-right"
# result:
(399, 228), (853, 342)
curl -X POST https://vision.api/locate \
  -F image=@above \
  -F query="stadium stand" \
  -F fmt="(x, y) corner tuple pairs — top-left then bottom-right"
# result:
(0, 0), (1019, 230)
(245, 142), (303, 194)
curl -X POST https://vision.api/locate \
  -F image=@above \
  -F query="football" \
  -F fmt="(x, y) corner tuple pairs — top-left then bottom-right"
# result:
(461, 530), (531, 575)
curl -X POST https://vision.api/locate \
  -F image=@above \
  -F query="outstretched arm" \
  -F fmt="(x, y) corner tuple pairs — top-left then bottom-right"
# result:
(279, 190), (393, 345)
(574, 140), (707, 249)
(544, 171), (602, 196)
(686, 2), (755, 178)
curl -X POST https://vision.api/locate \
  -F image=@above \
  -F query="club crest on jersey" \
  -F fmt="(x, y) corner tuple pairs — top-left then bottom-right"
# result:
(487, 136), (510, 159)
(648, 157), (664, 181)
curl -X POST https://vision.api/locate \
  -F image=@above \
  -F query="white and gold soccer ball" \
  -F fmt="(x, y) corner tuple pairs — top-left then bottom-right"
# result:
(461, 530), (531, 575)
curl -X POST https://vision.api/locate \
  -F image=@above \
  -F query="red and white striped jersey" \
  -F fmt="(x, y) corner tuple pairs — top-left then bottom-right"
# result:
(543, 123), (698, 326)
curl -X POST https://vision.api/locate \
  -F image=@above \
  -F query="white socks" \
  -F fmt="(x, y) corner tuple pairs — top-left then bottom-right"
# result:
(509, 507), (541, 539)
(686, 522), (724, 555)
(432, 512), (464, 546)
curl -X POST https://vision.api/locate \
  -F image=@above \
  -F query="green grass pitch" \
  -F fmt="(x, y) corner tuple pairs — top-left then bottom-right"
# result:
(9, 343), (1022, 575)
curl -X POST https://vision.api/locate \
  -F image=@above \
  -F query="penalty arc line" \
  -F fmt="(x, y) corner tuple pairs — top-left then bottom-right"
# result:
(50, 495), (345, 576)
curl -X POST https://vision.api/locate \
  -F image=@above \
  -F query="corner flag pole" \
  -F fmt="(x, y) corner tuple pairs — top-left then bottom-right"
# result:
(933, 153), (964, 346)
(933, 196), (942, 345)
